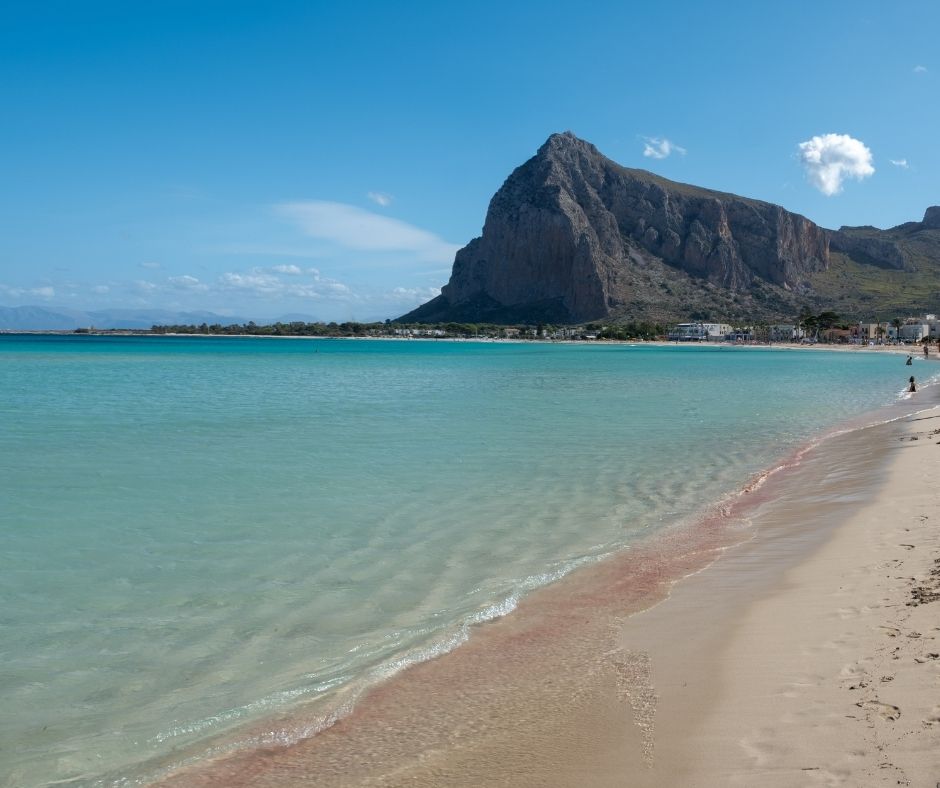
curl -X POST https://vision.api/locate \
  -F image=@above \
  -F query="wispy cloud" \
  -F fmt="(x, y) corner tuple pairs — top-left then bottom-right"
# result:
(797, 133), (875, 196)
(139, 261), (162, 270)
(385, 286), (441, 305)
(45, 266), (355, 306)
(1, 269), (441, 322)
(168, 275), (208, 292)
(218, 267), (351, 301)
(914, 65), (928, 73)
(642, 137), (686, 160)
(218, 271), (284, 294)
(367, 191), (393, 207)
(275, 201), (460, 263)
(889, 158), (910, 169)
(0, 284), (55, 299)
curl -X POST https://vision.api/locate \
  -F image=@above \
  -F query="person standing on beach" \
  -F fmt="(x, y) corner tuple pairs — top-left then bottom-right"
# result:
(909, 376), (916, 392)
(924, 344), (929, 358)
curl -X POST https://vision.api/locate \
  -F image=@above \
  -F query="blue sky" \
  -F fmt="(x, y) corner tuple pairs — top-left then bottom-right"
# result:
(1, 0), (937, 322)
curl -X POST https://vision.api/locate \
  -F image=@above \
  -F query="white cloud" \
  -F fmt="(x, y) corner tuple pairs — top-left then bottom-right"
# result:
(219, 271), (283, 294)
(139, 261), (161, 270)
(642, 137), (686, 160)
(1, 284), (58, 299)
(367, 191), (393, 207)
(889, 158), (909, 169)
(217, 267), (352, 302)
(275, 201), (460, 263)
(914, 65), (928, 73)
(797, 133), (875, 196)
(134, 280), (159, 292)
(271, 264), (303, 275)
(168, 275), (208, 292)
(92, 285), (110, 294)
(388, 286), (441, 303)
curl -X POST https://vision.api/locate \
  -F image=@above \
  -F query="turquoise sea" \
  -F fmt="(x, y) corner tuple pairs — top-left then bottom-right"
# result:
(0, 335), (934, 787)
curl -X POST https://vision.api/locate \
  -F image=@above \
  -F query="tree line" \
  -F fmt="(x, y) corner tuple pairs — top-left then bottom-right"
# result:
(146, 309), (920, 341)
(148, 319), (673, 339)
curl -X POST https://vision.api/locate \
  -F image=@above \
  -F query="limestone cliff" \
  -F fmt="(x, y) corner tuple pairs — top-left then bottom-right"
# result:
(922, 206), (940, 229)
(829, 229), (909, 270)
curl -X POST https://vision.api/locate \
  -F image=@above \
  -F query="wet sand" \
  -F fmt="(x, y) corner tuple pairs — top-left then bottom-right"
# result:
(153, 405), (940, 787)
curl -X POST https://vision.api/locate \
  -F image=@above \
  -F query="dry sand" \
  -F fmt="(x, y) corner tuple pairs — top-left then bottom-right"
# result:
(614, 407), (940, 787)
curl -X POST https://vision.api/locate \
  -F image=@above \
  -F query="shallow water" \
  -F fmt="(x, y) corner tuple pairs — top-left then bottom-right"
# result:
(0, 336), (933, 786)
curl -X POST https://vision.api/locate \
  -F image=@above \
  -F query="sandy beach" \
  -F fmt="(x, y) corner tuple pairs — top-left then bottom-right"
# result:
(607, 407), (940, 787)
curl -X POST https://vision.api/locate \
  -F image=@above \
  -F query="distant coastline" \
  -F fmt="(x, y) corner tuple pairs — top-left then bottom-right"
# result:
(2, 329), (930, 360)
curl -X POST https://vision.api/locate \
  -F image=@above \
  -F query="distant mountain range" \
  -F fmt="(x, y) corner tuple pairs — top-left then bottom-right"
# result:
(0, 306), (256, 331)
(400, 131), (940, 325)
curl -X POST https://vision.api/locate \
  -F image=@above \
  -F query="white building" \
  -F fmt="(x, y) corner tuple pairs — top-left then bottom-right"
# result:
(668, 322), (732, 341)
(854, 323), (883, 343)
(768, 324), (804, 341)
(899, 322), (931, 342)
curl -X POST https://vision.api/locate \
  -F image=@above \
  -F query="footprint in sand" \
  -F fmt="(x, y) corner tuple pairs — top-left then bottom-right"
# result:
(837, 605), (875, 618)
(856, 700), (901, 721)
(840, 662), (868, 678)
(840, 661), (871, 690)
(924, 707), (940, 727)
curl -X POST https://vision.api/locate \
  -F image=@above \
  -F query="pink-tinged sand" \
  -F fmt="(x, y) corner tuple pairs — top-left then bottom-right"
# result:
(152, 406), (940, 787)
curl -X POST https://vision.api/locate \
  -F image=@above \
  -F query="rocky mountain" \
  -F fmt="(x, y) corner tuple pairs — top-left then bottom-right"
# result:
(0, 306), (250, 331)
(400, 132), (940, 325)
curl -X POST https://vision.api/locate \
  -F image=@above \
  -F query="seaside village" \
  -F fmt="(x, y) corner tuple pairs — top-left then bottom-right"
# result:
(384, 313), (940, 344)
(664, 314), (940, 344)
(145, 312), (940, 343)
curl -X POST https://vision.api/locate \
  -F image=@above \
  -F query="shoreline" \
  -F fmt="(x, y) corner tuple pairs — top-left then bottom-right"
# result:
(147, 391), (940, 786)
(612, 404), (940, 786)
(5, 329), (937, 356)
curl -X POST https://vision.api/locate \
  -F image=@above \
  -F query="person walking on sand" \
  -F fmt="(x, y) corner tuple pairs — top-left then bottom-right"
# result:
(924, 344), (929, 358)
(909, 376), (916, 392)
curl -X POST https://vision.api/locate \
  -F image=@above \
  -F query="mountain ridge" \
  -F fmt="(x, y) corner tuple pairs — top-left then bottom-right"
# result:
(0, 306), (253, 331)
